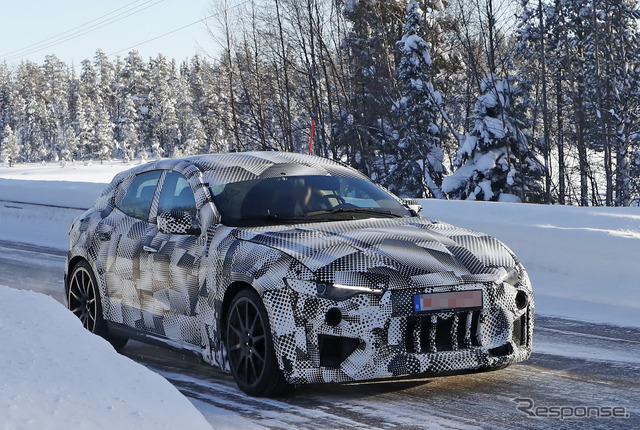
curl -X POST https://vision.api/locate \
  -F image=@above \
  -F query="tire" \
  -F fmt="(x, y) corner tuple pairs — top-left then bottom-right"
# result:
(68, 260), (128, 351)
(226, 289), (291, 397)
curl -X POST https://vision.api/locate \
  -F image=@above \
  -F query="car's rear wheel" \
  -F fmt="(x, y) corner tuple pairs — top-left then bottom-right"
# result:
(68, 260), (128, 351)
(226, 289), (291, 396)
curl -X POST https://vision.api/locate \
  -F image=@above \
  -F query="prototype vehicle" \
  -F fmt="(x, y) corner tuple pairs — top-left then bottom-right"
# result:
(65, 152), (534, 396)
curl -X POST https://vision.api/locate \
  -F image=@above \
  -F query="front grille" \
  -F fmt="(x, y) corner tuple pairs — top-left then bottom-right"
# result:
(405, 310), (481, 353)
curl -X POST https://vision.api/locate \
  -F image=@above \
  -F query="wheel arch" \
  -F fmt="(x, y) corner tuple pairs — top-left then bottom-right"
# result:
(220, 281), (254, 342)
(66, 255), (90, 296)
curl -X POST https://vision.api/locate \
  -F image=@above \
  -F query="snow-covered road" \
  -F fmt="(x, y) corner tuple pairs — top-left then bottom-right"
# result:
(2, 239), (637, 429)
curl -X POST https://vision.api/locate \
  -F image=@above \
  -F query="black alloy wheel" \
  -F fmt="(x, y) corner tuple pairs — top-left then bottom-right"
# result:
(68, 260), (128, 351)
(68, 262), (98, 331)
(226, 289), (290, 396)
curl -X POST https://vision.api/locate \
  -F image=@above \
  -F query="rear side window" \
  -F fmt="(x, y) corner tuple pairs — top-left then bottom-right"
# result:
(117, 170), (162, 221)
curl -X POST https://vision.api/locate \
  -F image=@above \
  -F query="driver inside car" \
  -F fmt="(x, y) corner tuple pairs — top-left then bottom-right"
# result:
(291, 177), (328, 217)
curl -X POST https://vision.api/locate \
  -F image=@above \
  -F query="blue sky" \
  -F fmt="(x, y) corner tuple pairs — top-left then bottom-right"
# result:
(0, 0), (219, 67)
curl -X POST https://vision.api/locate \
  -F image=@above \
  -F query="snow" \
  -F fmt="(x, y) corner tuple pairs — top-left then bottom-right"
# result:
(442, 149), (505, 199)
(497, 193), (522, 203)
(482, 116), (507, 139)
(0, 160), (137, 184)
(474, 180), (494, 201)
(0, 286), (212, 430)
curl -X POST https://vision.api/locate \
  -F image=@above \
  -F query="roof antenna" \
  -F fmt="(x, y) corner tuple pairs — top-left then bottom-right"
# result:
(308, 119), (315, 155)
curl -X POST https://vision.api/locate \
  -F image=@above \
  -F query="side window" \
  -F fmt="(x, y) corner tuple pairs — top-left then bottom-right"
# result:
(158, 171), (197, 221)
(117, 170), (162, 221)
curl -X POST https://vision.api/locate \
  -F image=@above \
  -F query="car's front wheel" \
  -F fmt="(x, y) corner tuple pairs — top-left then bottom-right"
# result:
(226, 289), (291, 396)
(68, 260), (128, 351)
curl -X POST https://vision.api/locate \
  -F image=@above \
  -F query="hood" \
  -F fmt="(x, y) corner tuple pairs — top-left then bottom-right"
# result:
(233, 217), (517, 290)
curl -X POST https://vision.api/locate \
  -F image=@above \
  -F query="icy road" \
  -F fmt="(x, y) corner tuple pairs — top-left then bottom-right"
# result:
(0, 239), (637, 430)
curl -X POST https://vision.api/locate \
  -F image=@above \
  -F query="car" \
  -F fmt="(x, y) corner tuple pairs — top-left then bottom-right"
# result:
(65, 151), (534, 396)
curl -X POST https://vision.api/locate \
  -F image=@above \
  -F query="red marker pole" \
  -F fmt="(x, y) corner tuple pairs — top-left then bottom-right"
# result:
(308, 119), (315, 155)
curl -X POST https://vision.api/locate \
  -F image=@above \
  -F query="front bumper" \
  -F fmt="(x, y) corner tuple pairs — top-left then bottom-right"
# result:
(263, 278), (534, 385)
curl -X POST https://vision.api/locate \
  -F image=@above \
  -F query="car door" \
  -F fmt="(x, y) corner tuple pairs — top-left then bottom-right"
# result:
(98, 170), (162, 329)
(138, 170), (206, 345)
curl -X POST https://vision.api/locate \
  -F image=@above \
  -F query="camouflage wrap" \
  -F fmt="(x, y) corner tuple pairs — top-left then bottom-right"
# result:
(66, 152), (534, 385)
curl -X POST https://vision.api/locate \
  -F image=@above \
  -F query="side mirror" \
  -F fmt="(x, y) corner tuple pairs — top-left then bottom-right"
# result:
(401, 198), (423, 216)
(158, 211), (201, 235)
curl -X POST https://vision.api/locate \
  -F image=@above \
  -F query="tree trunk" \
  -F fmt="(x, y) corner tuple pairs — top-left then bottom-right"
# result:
(538, 0), (552, 203)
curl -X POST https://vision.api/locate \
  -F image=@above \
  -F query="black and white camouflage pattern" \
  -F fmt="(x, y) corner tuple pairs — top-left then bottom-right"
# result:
(66, 152), (534, 385)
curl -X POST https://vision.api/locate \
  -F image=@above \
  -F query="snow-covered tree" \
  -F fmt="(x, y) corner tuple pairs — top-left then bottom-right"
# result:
(42, 55), (71, 161)
(94, 49), (116, 119)
(442, 74), (544, 202)
(118, 51), (150, 154)
(92, 103), (115, 163)
(73, 93), (92, 160)
(337, 0), (404, 176)
(115, 94), (138, 162)
(387, 0), (445, 198)
(1, 125), (20, 165)
(175, 73), (206, 156)
(57, 123), (78, 163)
(149, 55), (180, 157)
(0, 62), (23, 134)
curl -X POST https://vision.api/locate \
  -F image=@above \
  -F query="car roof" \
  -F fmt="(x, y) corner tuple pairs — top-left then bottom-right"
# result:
(108, 151), (368, 191)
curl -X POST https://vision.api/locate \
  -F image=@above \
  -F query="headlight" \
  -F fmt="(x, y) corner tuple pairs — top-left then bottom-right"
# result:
(497, 267), (520, 286)
(316, 282), (384, 301)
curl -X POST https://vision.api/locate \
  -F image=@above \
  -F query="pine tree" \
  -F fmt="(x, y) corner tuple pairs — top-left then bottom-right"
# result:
(116, 94), (139, 161)
(73, 93), (92, 160)
(581, 0), (640, 206)
(388, 0), (445, 198)
(118, 51), (150, 154)
(442, 74), (545, 202)
(42, 54), (71, 161)
(0, 62), (23, 134)
(175, 73), (206, 156)
(16, 61), (47, 162)
(92, 103), (115, 163)
(337, 0), (405, 177)
(1, 125), (20, 166)
(57, 123), (79, 163)
(148, 55), (180, 157)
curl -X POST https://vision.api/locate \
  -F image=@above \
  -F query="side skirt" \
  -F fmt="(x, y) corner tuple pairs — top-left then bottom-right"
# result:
(106, 321), (206, 361)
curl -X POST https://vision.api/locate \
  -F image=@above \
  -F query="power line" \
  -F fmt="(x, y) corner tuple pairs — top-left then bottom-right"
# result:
(107, 15), (214, 57)
(0, 0), (144, 58)
(5, 0), (164, 61)
(3, 0), (165, 61)
(106, 0), (251, 58)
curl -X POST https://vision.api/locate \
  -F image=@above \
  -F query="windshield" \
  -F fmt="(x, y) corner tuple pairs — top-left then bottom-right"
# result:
(210, 175), (411, 226)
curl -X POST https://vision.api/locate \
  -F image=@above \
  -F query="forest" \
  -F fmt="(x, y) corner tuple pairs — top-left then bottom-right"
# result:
(1, 0), (640, 206)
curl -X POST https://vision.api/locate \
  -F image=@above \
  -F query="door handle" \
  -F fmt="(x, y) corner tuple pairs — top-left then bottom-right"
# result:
(97, 231), (111, 241)
(143, 245), (158, 254)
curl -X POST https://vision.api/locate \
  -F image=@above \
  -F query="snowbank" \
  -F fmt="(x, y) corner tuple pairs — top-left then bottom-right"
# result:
(0, 161), (138, 249)
(0, 286), (211, 430)
(0, 160), (135, 183)
(0, 178), (105, 209)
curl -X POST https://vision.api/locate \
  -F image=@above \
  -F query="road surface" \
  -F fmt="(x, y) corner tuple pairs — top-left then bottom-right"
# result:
(0, 240), (637, 429)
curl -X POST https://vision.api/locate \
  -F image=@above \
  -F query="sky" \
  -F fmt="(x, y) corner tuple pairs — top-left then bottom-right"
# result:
(0, 0), (222, 68)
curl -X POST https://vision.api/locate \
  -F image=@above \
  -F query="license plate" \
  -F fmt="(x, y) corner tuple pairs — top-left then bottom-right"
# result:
(413, 290), (483, 313)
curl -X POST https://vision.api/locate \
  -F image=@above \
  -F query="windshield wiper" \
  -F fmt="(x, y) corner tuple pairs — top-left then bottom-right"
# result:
(236, 214), (306, 226)
(304, 207), (401, 219)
